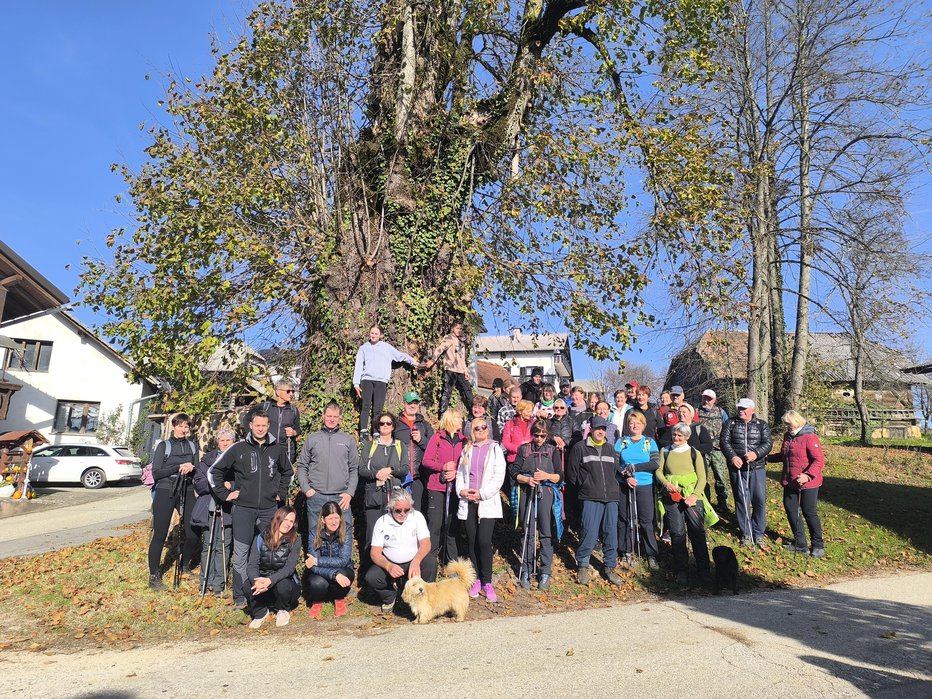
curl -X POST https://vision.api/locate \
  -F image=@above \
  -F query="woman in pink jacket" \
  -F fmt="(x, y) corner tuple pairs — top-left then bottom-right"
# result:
(776, 410), (825, 558)
(421, 409), (466, 569)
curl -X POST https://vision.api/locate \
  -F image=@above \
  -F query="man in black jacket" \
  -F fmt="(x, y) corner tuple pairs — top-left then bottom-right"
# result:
(568, 417), (622, 586)
(720, 398), (773, 547)
(209, 410), (294, 606)
(242, 380), (301, 462)
(520, 367), (544, 405)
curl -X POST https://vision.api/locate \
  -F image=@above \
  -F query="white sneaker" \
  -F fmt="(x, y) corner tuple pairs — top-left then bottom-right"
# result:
(249, 612), (269, 629)
(275, 610), (290, 627)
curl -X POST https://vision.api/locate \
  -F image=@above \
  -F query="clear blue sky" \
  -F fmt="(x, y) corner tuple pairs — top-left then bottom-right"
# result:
(2, 2), (929, 384)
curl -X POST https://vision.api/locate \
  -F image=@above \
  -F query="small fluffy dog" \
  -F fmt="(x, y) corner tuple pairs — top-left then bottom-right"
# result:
(712, 545), (739, 595)
(401, 558), (477, 624)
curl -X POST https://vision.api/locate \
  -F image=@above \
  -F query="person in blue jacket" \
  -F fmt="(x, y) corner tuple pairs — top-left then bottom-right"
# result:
(305, 501), (355, 619)
(615, 411), (660, 570)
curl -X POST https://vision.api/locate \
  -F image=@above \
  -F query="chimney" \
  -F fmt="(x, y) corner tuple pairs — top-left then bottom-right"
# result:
(510, 327), (521, 341)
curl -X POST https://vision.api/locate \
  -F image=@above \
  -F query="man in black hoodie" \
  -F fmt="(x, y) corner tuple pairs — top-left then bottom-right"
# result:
(393, 391), (434, 512)
(209, 410), (294, 606)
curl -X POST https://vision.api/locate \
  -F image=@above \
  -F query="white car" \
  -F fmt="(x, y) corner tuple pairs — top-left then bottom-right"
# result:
(29, 444), (143, 489)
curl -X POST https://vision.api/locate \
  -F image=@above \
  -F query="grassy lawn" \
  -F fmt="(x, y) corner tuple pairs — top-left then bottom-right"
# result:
(0, 442), (929, 651)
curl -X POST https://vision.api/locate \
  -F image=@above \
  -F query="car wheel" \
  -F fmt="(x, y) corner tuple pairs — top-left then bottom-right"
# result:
(81, 467), (106, 489)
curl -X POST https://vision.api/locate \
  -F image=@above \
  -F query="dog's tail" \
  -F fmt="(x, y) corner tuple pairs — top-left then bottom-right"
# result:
(444, 558), (477, 591)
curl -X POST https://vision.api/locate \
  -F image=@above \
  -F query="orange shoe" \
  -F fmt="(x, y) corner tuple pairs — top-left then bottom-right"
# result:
(334, 599), (347, 618)
(308, 602), (323, 620)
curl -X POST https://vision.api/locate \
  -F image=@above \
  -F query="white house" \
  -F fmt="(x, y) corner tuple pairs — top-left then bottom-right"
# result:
(474, 327), (575, 387)
(0, 311), (158, 445)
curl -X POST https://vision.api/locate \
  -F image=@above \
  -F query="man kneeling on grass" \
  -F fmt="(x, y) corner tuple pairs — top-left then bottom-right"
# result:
(365, 488), (435, 614)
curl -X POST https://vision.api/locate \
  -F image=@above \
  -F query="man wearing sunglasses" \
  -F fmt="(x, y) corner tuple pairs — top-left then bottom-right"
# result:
(365, 488), (434, 613)
(243, 380), (302, 463)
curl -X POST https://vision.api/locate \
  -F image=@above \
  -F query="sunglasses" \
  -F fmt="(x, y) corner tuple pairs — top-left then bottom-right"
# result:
(280, 389), (295, 394)
(473, 425), (488, 431)
(554, 406), (567, 411)
(378, 420), (394, 426)
(532, 433), (547, 438)
(392, 507), (412, 515)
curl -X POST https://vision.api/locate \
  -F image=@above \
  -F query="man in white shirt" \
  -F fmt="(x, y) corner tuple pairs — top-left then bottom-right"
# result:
(365, 488), (434, 613)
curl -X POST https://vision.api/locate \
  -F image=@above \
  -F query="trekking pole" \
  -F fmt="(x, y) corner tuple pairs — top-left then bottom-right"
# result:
(173, 473), (189, 590)
(794, 485), (803, 560)
(740, 460), (753, 543)
(632, 485), (641, 563)
(531, 486), (540, 581)
(517, 483), (535, 581)
(439, 479), (452, 566)
(200, 506), (218, 599)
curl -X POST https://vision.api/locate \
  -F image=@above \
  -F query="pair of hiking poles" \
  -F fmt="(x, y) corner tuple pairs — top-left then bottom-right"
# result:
(518, 485), (541, 582)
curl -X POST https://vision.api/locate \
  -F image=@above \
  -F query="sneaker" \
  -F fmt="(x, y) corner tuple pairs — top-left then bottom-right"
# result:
(605, 568), (622, 586)
(647, 557), (660, 571)
(275, 610), (291, 627)
(741, 536), (755, 548)
(619, 553), (633, 568)
(577, 566), (591, 585)
(380, 597), (396, 613)
(233, 599), (247, 610)
(538, 574), (551, 591)
(519, 574), (531, 590)
(810, 547), (826, 558)
(481, 583), (498, 603)
(148, 574), (166, 591)
(783, 543), (808, 554)
(468, 580), (481, 598)
(249, 612), (269, 629)
(334, 599), (347, 618)
(754, 536), (768, 549)
(308, 602), (324, 620)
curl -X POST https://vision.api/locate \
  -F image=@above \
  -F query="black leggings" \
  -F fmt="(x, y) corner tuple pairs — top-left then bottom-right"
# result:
(305, 568), (355, 603)
(783, 486), (823, 548)
(148, 482), (199, 576)
(359, 380), (388, 433)
(247, 576), (301, 619)
(462, 502), (496, 585)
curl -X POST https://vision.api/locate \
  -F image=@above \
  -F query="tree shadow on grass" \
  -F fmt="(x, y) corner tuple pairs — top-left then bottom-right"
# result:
(817, 476), (932, 554)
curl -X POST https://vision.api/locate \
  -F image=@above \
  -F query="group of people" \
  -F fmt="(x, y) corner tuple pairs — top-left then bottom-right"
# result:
(145, 326), (826, 626)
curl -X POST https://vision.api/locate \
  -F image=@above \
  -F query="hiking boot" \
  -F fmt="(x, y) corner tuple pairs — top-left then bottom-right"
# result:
(308, 602), (324, 620)
(619, 553), (633, 568)
(148, 574), (166, 591)
(468, 580), (481, 598)
(482, 583), (498, 603)
(275, 610), (291, 627)
(538, 574), (551, 591)
(783, 543), (809, 554)
(647, 557), (660, 571)
(577, 566), (591, 585)
(249, 612), (269, 629)
(380, 597), (396, 614)
(754, 536), (768, 549)
(519, 574), (531, 590)
(810, 547), (826, 558)
(232, 599), (247, 610)
(334, 599), (347, 618)
(605, 568), (622, 586)
(741, 536), (755, 548)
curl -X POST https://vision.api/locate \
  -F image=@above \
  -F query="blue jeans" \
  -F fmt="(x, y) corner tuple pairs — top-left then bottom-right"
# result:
(576, 499), (618, 569)
(306, 491), (353, 540)
(730, 467), (767, 540)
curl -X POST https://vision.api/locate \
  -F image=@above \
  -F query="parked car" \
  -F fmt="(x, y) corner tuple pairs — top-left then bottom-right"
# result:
(28, 444), (143, 489)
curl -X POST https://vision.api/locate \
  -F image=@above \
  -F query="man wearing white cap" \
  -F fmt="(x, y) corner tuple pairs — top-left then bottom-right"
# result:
(720, 397), (772, 547)
(697, 390), (729, 511)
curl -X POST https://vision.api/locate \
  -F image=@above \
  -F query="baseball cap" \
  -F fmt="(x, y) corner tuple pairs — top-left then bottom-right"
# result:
(670, 385), (684, 395)
(589, 416), (608, 430)
(624, 380), (639, 389)
(403, 390), (421, 404)
(702, 389), (717, 399)
(736, 398), (755, 409)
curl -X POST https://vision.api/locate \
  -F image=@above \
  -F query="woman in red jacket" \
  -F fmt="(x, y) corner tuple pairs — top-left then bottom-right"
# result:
(421, 409), (466, 570)
(776, 410), (825, 558)
(502, 400), (535, 461)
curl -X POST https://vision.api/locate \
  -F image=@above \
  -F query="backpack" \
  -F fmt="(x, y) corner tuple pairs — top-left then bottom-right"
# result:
(142, 439), (197, 489)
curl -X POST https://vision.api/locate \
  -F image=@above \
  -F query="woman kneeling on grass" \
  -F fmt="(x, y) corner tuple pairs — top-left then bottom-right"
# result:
(305, 501), (355, 619)
(246, 506), (301, 629)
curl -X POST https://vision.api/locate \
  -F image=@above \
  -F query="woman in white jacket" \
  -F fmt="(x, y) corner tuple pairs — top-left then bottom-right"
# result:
(456, 417), (506, 603)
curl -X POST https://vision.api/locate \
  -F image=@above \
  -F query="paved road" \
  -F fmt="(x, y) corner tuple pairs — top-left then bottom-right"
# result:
(1, 571), (928, 698)
(0, 485), (151, 559)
